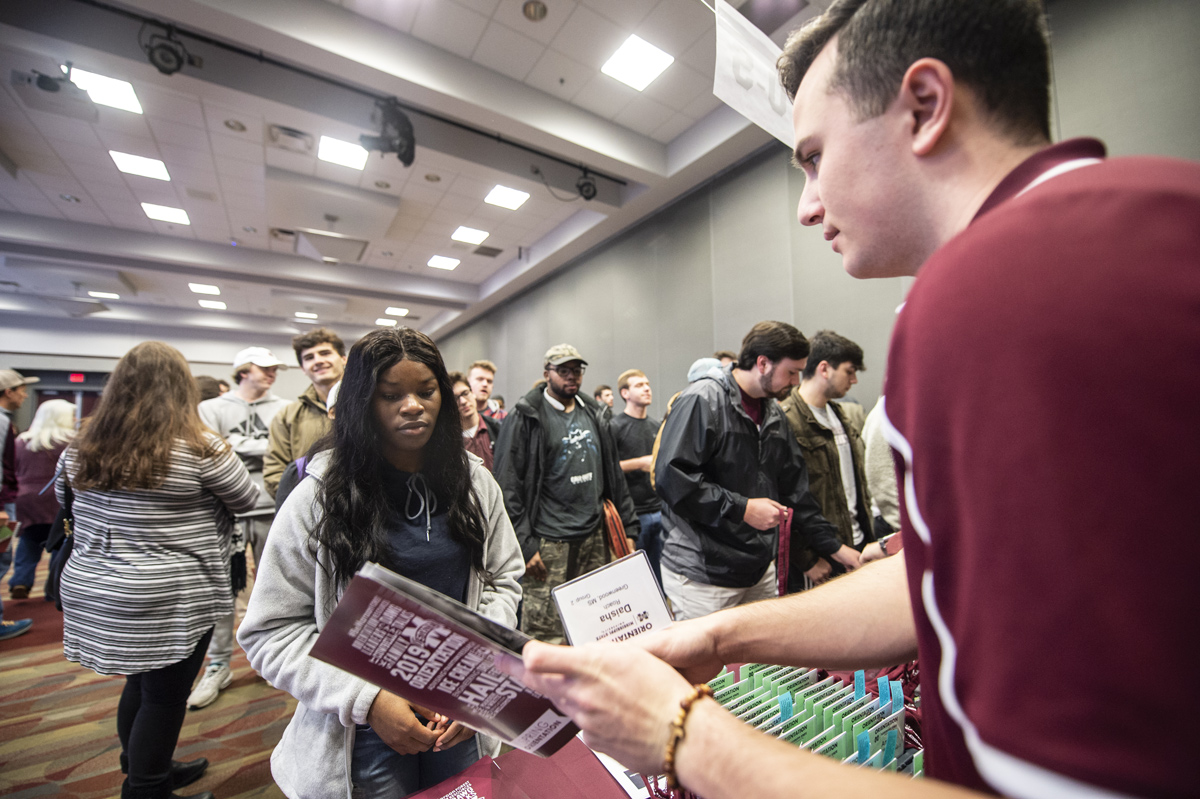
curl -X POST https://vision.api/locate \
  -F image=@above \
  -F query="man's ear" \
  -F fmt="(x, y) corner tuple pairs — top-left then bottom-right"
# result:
(756, 355), (772, 375)
(900, 57), (955, 157)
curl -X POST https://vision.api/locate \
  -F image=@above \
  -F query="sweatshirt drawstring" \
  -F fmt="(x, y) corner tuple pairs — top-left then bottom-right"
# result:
(405, 473), (436, 541)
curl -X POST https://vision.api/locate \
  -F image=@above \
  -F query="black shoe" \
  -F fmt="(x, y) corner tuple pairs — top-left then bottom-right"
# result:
(171, 792), (214, 799)
(120, 779), (214, 799)
(120, 756), (209, 789)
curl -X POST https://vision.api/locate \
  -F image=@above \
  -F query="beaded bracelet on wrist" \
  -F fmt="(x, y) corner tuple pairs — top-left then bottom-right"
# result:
(663, 683), (713, 790)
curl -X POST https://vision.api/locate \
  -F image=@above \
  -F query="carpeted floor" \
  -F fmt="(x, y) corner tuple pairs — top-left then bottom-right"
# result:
(0, 559), (295, 798)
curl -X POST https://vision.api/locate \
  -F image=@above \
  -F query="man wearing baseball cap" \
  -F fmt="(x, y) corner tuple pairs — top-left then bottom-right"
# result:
(191, 348), (288, 707)
(0, 370), (38, 640)
(493, 344), (640, 643)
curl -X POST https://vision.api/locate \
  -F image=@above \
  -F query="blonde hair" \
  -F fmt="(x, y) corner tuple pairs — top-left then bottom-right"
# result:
(17, 399), (77, 453)
(617, 369), (646, 393)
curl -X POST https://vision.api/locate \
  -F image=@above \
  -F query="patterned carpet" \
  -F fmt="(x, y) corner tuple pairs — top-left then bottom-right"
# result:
(0, 560), (295, 799)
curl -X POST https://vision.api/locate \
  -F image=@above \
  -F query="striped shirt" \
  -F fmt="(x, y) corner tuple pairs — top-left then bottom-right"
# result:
(56, 435), (259, 675)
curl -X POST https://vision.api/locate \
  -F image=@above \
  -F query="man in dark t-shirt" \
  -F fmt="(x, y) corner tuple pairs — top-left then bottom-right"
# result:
(610, 369), (663, 586)
(493, 344), (640, 644)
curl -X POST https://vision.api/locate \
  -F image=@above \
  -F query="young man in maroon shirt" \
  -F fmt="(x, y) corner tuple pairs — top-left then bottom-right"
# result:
(499, 2), (1199, 798)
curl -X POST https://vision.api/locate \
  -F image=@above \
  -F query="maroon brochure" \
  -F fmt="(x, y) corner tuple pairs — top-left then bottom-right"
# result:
(309, 562), (578, 757)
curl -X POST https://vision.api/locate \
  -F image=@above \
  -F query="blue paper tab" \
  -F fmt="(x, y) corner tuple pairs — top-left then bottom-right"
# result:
(778, 693), (794, 722)
(877, 676), (891, 709)
(857, 730), (870, 763)
(854, 670), (865, 700)
(884, 729), (898, 765)
(891, 680), (904, 714)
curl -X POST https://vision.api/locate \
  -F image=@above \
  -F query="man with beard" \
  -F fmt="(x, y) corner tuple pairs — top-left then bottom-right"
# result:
(654, 321), (857, 619)
(493, 344), (639, 643)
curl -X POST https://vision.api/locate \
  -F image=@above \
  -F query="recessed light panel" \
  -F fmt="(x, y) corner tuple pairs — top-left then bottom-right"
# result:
(88, 291), (119, 299)
(601, 35), (674, 91)
(198, 299), (226, 310)
(385, 307), (410, 317)
(111, 151), (170, 181)
(451, 226), (489, 245)
(318, 135), (369, 170)
(484, 185), (530, 210)
(427, 255), (460, 271)
(189, 283), (220, 295)
(69, 68), (143, 114)
(141, 203), (189, 224)
(375, 318), (397, 327)
(295, 311), (318, 319)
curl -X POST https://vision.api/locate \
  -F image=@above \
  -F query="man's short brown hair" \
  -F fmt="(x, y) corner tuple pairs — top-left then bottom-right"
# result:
(617, 369), (646, 393)
(292, 327), (346, 364)
(469, 360), (497, 375)
(777, 0), (1051, 145)
(737, 321), (810, 371)
(448, 371), (469, 388)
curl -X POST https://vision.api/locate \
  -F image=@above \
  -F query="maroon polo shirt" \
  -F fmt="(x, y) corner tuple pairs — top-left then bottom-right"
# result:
(462, 417), (494, 472)
(884, 139), (1200, 797)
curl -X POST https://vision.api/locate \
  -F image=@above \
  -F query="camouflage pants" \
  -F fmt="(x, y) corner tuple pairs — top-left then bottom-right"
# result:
(520, 526), (610, 644)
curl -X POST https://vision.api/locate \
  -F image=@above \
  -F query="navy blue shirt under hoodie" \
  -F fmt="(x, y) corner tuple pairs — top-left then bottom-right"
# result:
(380, 465), (470, 604)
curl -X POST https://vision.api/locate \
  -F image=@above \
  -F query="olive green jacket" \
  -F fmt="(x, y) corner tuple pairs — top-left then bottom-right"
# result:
(263, 385), (330, 498)
(779, 389), (875, 572)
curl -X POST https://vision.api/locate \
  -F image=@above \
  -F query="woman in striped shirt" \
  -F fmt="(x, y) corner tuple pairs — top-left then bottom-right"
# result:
(57, 341), (259, 799)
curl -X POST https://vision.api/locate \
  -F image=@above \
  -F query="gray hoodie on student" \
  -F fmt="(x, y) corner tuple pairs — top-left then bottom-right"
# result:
(237, 451), (524, 799)
(199, 391), (289, 515)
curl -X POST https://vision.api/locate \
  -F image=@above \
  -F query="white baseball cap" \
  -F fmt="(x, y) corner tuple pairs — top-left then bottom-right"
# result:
(232, 347), (287, 371)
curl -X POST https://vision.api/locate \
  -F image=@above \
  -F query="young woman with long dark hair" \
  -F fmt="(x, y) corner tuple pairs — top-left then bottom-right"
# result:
(57, 341), (259, 799)
(239, 328), (523, 799)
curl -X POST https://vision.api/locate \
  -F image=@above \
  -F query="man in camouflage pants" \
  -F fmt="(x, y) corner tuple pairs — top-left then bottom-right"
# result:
(493, 344), (640, 643)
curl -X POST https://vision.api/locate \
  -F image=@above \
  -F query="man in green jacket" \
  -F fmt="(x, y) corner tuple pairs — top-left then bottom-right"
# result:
(263, 328), (346, 498)
(779, 330), (874, 590)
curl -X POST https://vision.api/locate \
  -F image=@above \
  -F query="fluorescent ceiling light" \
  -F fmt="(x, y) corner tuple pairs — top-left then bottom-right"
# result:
(451, 226), (489, 245)
(294, 311), (318, 319)
(68, 67), (143, 114)
(189, 283), (220, 295)
(141, 203), (190, 224)
(484, 185), (530, 210)
(318, 135), (369, 170)
(110, 151), (170, 181)
(385, 306), (410, 317)
(198, 299), (226, 310)
(375, 318), (397, 327)
(427, 255), (460, 271)
(601, 35), (674, 91)
(482, 184), (530, 209)
(87, 291), (119, 300)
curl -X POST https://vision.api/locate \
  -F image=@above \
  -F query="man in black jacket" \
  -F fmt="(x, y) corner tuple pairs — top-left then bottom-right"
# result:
(493, 344), (640, 643)
(654, 322), (860, 619)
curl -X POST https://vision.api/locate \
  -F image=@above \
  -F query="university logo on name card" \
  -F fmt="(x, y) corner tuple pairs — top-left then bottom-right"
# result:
(551, 550), (673, 645)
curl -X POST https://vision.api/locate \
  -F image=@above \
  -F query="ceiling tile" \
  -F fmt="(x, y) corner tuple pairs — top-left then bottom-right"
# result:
(128, 180), (182, 206)
(265, 148), (316, 174)
(472, 22), (543, 82)
(82, 181), (136, 202)
(436, 191), (479, 215)
(636, 0), (713, 58)
(682, 90), (724, 120)
(22, 109), (96, 141)
(411, 0), (490, 59)
(137, 85), (206, 129)
(548, 5), (626, 71)
(400, 181), (446, 206)
(50, 139), (110, 165)
(577, 0), (652, 29)
(93, 107), (153, 138)
(25, 172), (88, 196)
(358, 170), (405, 195)
(643, 62), (711, 112)
(69, 163), (126, 188)
(3, 126), (60, 156)
(19, 200), (66, 219)
(614, 94), (675, 137)
(490, 0), (576, 46)
(95, 129), (160, 157)
(523, 49), (594, 102)
(171, 166), (223, 190)
(679, 24), (716, 77)
(150, 220), (195, 238)
(105, 214), (156, 232)
(160, 144), (217, 171)
(218, 175), (266, 200)
(202, 102), (264, 141)
(455, 0), (501, 14)
(341, 0), (421, 31)
(650, 112), (696, 143)
(61, 205), (111, 225)
(210, 133), (264, 164)
(147, 117), (213, 151)
(571, 73), (636, 119)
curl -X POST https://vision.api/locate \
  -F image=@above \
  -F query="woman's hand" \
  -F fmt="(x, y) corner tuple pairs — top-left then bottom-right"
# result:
(366, 691), (441, 755)
(433, 720), (477, 751)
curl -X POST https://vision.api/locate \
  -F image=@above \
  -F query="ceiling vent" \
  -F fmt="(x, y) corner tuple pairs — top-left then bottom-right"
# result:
(474, 245), (504, 258)
(267, 124), (314, 154)
(186, 188), (218, 202)
(271, 227), (369, 263)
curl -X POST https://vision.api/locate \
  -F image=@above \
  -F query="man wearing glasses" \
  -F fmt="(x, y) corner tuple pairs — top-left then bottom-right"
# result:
(493, 344), (640, 643)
